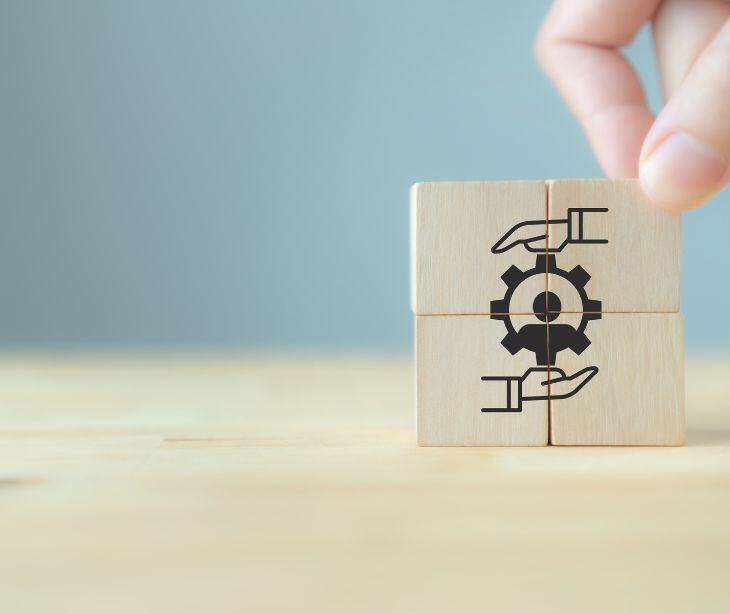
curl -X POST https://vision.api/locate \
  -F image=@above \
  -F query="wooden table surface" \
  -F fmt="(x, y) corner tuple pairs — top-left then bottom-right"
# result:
(2, 352), (730, 613)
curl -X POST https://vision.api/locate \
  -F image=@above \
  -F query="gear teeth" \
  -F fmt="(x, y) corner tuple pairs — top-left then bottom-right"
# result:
(501, 331), (523, 355)
(501, 265), (525, 288)
(568, 330), (591, 355)
(492, 251), (602, 365)
(535, 254), (547, 271)
(583, 299), (602, 314)
(567, 265), (591, 288)
(490, 299), (510, 314)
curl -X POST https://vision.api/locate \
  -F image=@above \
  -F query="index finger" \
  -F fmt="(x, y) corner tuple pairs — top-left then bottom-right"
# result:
(535, 0), (662, 177)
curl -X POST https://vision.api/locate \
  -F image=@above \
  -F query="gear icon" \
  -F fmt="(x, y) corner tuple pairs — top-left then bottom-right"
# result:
(491, 254), (602, 366)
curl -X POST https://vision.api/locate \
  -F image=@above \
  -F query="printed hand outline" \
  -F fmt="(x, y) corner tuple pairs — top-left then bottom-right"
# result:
(545, 366), (598, 400)
(480, 366), (598, 412)
(491, 208), (609, 254)
(490, 219), (547, 254)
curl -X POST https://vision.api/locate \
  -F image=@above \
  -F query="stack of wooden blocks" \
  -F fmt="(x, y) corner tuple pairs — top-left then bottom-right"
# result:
(412, 179), (684, 446)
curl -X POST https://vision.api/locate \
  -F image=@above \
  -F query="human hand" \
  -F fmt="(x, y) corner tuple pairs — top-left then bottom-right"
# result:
(535, 0), (729, 211)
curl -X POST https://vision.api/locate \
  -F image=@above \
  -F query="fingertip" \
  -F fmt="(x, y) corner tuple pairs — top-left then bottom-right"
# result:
(639, 131), (728, 211)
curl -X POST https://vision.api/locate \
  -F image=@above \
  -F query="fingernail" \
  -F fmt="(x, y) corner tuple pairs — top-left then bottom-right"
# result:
(640, 131), (728, 210)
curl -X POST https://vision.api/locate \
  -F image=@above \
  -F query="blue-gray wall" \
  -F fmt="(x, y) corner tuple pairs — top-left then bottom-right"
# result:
(1, 1), (728, 347)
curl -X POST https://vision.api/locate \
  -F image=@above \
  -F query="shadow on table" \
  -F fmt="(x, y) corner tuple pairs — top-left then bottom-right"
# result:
(686, 427), (730, 447)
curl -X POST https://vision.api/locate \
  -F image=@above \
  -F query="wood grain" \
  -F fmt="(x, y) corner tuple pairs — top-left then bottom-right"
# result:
(1, 352), (729, 613)
(412, 181), (547, 315)
(417, 315), (548, 445)
(549, 313), (685, 445)
(547, 178), (681, 313)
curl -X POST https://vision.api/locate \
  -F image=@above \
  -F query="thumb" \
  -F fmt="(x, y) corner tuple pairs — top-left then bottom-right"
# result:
(639, 19), (730, 211)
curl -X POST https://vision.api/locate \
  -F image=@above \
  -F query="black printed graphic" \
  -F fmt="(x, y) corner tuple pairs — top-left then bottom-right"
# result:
(481, 366), (599, 412)
(490, 254), (602, 366)
(491, 208), (609, 254)
(483, 208), (608, 412)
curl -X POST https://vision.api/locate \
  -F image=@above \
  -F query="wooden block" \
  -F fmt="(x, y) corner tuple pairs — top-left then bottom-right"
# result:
(417, 314), (549, 446)
(547, 179), (680, 313)
(411, 181), (548, 315)
(549, 312), (685, 445)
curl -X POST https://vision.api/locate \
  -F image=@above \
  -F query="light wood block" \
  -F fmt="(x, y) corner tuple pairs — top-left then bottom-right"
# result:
(547, 179), (680, 313)
(411, 181), (547, 315)
(417, 314), (549, 446)
(549, 312), (685, 445)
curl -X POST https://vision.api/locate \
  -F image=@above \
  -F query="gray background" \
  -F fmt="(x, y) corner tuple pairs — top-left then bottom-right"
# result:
(1, 0), (728, 348)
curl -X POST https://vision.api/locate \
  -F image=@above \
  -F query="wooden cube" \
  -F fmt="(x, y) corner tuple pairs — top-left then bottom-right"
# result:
(411, 181), (547, 315)
(549, 313), (685, 445)
(412, 179), (684, 447)
(417, 315), (549, 446)
(547, 179), (680, 313)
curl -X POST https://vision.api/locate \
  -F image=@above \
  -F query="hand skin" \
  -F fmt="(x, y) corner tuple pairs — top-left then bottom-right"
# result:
(535, 0), (729, 211)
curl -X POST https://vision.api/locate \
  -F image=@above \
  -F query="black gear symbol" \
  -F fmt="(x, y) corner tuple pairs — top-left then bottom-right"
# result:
(491, 254), (602, 366)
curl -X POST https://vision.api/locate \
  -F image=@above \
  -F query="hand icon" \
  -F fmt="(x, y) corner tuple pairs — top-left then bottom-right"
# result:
(480, 365), (598, 412)
(544, 366), (598, 400)
(490, 219), (547, 254)
(491, 208), (608, 254)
